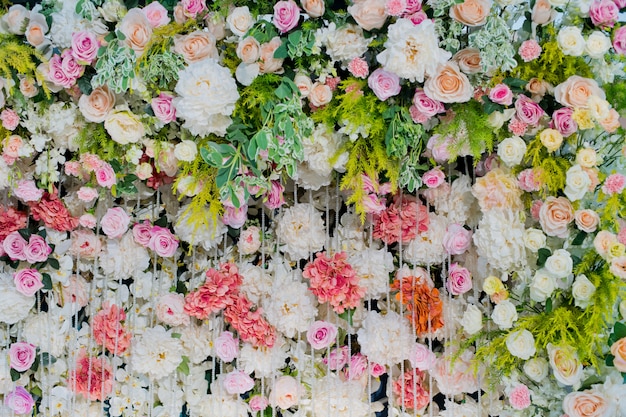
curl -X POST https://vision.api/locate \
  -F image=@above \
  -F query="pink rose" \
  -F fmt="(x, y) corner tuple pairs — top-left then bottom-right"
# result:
(180, 0), (207, 18)
(265, 180), (286, 209)
(0, 108), (19, 130)
(422, 168), (445, 188)
(515, 94), (545, 125)
(406, 10), (428, 24)
(446, 263), (472, 295)
(71, 31), (99, 64)
(24, 235), (51, 264)
(368, 68), (401, 101)
(76, 186), (99, 203)
(95, 163), (117, 188)
(489, 83), (513, 106)
(370, 362), (386, 377)
(589, 0), (619, 27)
(222, 205), (248, 229)
(269, 375), (303, 410)
(345, 353), (368, 380)
(551, 107), (577, 137)
(409, 343), (436, 371)
(70, 230), (102, 258)
(156, 293), (189, 326)
(119, 8), (153, 56)
(142, 1), (171, 27)
(412, 89), (445, 119)
(426, 134), (452, 163)
(148, 225), (179, 257)
(574, 209), (600, 233)
(9, 342), (37, 371)
(151, 92), (177, 123)
(223, 370), (255, 395)
(100, 207), (130, 239)
(273, 0), (301, 33)
(249, 395), (269, 412)
(509, 384), (531, 410)
(60, 50), (83, 79)
(79, 214), (97, 229)
(307, 320), (338, 349)
(215, 331), (239, 362)
(45, 54), (75, 88)
(4, 386), (34, 415)
(13, 269), (44, 297)
(613, 27), (626, 55)
(14, 180), (43, 202)
(132, 221), (152, 247)
(325, 345), (349, 370)
(442, 223), (472, 255)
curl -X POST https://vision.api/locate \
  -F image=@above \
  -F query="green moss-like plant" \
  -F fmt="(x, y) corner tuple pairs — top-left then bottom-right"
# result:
(0, 34), (50, 98)
(76, 123), (123, 161)
(234, 74), (283, 129)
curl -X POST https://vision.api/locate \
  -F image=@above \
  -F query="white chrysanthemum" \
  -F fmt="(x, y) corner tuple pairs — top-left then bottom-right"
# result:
(238, 337), (290, 378)
(263, 264), (317, 338)
(173, 60), (239, 137)
(180, 321), (216, 364)
(131, 325), (183, 380)
(99, 232), (151, 279)
(0, 273), (35, 325)
(357, 310), (413, 366)
(276, 203), (326, 261)
(316, 23), (370, 65)
(311, 373), (376, 417)
(404, 213), (448, 265)
(295, 125), (348, 190)
(174, 204), (228, 251)
(349, 247), (394, 298)
(473, 208), (526, 272)
(377, 19), (451, 82)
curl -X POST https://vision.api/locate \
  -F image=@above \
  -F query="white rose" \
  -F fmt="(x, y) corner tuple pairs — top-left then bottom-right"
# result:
(585, 31), (611, 59)
(104, 108), (145, 145)
(497, 136), (526, 167)
(529, 268), (556, 302)
(227, 6), (254, 37)
(1, 5), (29, 35)
(523, 357), (549, 382)
(547, 343), (583, 387)
(587, 95), (610, 122)
(0, 274), (36, 324)
(523, 228), (546, 252)
(576, 147), (597, 168)
(506, 329), (536, 360)
(488, 108), (516, 130)
(557, 26), (586, 56)
(572, 274), (595, 309)
(460, 304), (483, 335)
(235, 62), (260, 86)
(564, 164), (591, 201)
(544, 249), (573, 279)
(238, 226), (261, 255)
(174, 140), (198, 162)
(491, 299), (518, 329)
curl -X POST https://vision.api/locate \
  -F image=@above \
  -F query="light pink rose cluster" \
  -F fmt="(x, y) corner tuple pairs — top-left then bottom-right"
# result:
(223, 370), (255, 395)
(45, 50), (83, 89)
(442, 223), (472, 255)
(101, 207), (131, 239)
(411, 89), (445, 123)
(3, 231), (51, 263)
(446, 262), (472, 295)
(589, 0), (619, 28)
(13, 268), (44, 296)
(306, 320), (338, 349)
(71, 31), (99, 65)
(4, 386), (34, 415)
(132, 220), (179, 257)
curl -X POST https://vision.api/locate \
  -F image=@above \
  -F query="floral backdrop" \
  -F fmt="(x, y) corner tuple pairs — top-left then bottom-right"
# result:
(0, 0), (625, 415)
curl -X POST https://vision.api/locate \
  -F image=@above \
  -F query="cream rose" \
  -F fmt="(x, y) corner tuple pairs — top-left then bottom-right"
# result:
(585, 31), (611, 59)
(506, 329), (536, 360)
(174, 140), (198, 162)
(173, 30), (218, 64)
(532, 0), (553, 25)
(539, 196), (574, 238)
(450, 0), (491, 26)
(104, 108), (145, 145)
(547, 343), (583, 387)
(529, 268), (556, 302)
(269, 376), (303, 409)
(576, 147), (598, 168)
(294, 73), (313, 97)
(544, 249), (573, 279)
(539, 128), (563, 152)
(348, 0), (388, 31)
(79, 86), (116, 123)
(259, 37), (284, 74)
(301, 0), (325, 17)
(119, 8), (153, 56)
(593, 230), (617, 258)
(491, 299), (518, 329)
(524, 357), (549, 382)
(557, 26), (586, 56)
(25, 14), (48, 47)
(453, 48), (482, 74)
(574, 209), (599, 233)
(488, 108), (516, 129)
(1, 5), (29, 35)
(423, 62), (473, 103)
(572, 274), (595, 309)
(523, 228), (546, 252)
(611, 337), (626, 372)
(460, 304), (483, 335)
(227, 6), (255, 37)
(564, 164), (591, 201)
(497, 136), (526, 167)
(526, 78), (552, 100)
(562, 390), (608, 417)
(309, 82), (332, 107)
(554, 75), (605, 108)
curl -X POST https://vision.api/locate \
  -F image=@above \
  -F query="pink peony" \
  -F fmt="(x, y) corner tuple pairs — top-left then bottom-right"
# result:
(518, 168), (542, 192)
(509, 384), (532, 410)
(264, 180), (286, 209)
(224, 293), (277, 348)
(156, 293), (189, 327)
(79, 214), (97, 229)
(392, 370), (430, 411)
(184, 263), (243, 319)
(0, 206), (28, 244)
(249, 395), (269, 412)
(13, 268), (44, 297)
(76, 186), (99, 203)
(344, 353), (369, 380)
(273, 0), (301, 33)
(28, 192), (79, 232)
(14, 179), (43, 202)
(9, 342), (37, 372)
(306, 320), (338, 349)
(373, 194), (429, 244)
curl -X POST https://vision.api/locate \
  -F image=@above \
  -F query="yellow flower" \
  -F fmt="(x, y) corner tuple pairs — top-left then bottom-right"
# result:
(575, 147), (598, 168)
(483, 275), (505, 295)
(609, 242), (625, 260)
(572, 107), (595, 130)
(539, 129), (563, 152)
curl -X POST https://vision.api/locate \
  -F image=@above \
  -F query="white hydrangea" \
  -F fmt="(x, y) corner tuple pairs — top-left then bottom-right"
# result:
(349, 247), (394, 298)
(311, 373), (377, 417)
(294, 124), (348, 190)
(131, 325), (183, 380)
(238, 262), (273, 305)
(173, 60), (239, 137)
(473, 208), (526, 272)
(49, 0), (108, 49)
(174, 204), (228, 251)
(21, 304), (72, 357)
(403, 213), (448, 265)
(276, 203), (326, 261)
(0, 273), (35, 325)
(357, 310), (413, 366)
(316, 23), (371, 66)
(180, 321), (217, 364)
(99, 232), (151, 279)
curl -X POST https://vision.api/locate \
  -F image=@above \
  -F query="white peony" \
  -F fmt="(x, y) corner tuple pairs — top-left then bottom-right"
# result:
(357, 310), (413, 366)
(349, 247), (394, 298)
(403, 213), (448, 265)
(180, 321), (216, 364)
(294, 124), (348, 190)
(426, 175), (477, 225)
(99, 232), (151, 279)
(21, 304), (71, 357)
(564, 164), (591, 201)
(491, 299), (518, 329)
(557, 26), (586, 56)
(0, 273), (35, 324)
(506, 329), (536, 360)
(460, 303), (483, 335)
(173, 60), (239, 137)
(316, 23), (371, 65)
(276, 203), (326, 261)
(572, 274), (596, 309)
(311, 373), (376, 417)
(497, 136), (526, 167)
(473, 208), (527, 272)
(238, 262), (273, 304)
(238, 337), (290, 378)
(529, 268), (557, 302)
(131, 325), (183, 380)
(377, 19), (451, 82)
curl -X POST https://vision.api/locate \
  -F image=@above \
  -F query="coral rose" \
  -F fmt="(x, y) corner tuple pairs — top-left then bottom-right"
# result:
(423, 62), (473, 103)
(450, 0), (491, 26)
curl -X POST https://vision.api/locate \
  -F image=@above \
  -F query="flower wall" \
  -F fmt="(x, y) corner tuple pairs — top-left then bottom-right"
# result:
(0, 0), (625, 416)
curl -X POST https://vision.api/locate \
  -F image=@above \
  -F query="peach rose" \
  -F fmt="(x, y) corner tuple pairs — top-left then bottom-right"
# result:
(1, 4), (29, 35)
(472, 168), (523, 211)
(453, 48), (482, 74)
(593, 230), (617, 258)
(227, 6), (255, 37)
(539, 196), (574, 238)
(562, 390), (608, 417)
(554, 75), (606, 108)
(526, 78), (552, 101)
(600, 108), (620, 133)
(450, 0), (491, 26)
(78, 86), (116, 123)
(574, 209), (599, 233)
(309, 82), (332, 107)
(531, 0), (553, 25)
(259, 37), (284, 74)
(348, 0), (388, 31)
(424, 62), (473, 103)
(119, 8), (153, 56)
(173, 30), (218, 64)
(205, 12), (226, 41)
(547, 343), (583, 387)
(25, 14), (48, 47)
(610, 337), (626, 372)
(301, 0), (325, 17)
(19, 78), (38, 98)
(236, 36), (261, 64)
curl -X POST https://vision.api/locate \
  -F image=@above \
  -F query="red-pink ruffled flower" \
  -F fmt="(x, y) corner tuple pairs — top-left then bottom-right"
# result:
(518, 39), (542, 62)
(602, 173), (626, 195)
(224, 293), (276, 348)
(302, 251), (365, 313)
(69, 350), (114, 401)
(183, 263), (243, 319)
(373, 195), (429, 245)
(508, 116), (528, 136)
(28, 192), (79, 232)
(392, 370), (430, 411)
(348, 57), (369, 79)
(509, 384), (532, 410)
(92, 302), (131, 354)
(0, 206), (28, 244)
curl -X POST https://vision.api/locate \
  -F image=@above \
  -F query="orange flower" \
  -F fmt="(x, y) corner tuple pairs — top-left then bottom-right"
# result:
(391, 276), (444, 335)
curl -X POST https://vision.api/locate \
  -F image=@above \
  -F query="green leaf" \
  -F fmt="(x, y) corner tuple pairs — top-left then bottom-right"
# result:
(545, 297), (552, 313)
(288, 30), (302, 45)
(10, 369), (20, 381)
(572, 231), (587, 246)
(607, 354), (615, 367)
(216, 168), (231, 189)
(154, 216), (168, 227)
(614, 322), (626, 340)
(537, 248), (551, 267)
(503, 77), (528, 89)
(275, 81), (292, 100)
(171, 333), (182, 339)
(47, 257), (60, 270)
(482, 98), (504, 115)
(177, 356), (190, 376)
(273, 42), (289, 59)
(42, 273), (52, 290)
(338, 309), (355, 327)
(18, 228), (31, 241)
(40, 352), (57, 366)
(200, 147), (223, 167)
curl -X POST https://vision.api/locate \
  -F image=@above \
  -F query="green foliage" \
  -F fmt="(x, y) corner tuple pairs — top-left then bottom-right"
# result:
(0, 34), (50, 98)
(604, 80), (626, 114)
(234, 74), (283, 129)
(76, 123), (123, 160)
(523, 135), (569, 197)
(92, 38), (137, 94)
(137, 50), (185, 92)
(598, 192), (626, 232)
